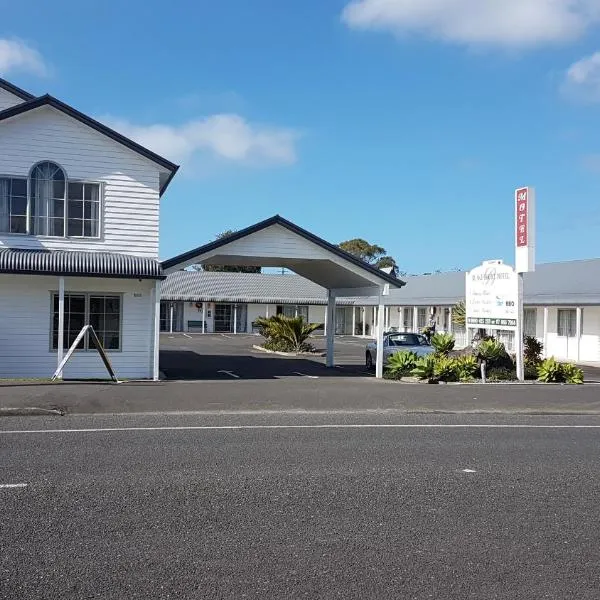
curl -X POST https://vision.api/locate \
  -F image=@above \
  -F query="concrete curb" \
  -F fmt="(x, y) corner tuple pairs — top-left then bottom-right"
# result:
(252, 345), (326, 357)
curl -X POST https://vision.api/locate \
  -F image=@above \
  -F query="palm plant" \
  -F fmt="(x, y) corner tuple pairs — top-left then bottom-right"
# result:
(452, 301), (466, 327)
(255, 315), (322, 352)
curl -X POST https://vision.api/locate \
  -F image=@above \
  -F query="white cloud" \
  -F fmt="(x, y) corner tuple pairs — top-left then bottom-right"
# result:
(341, 0), (600, 48)
(0, 38), (48, 76)
(103, 114), (300, 170)
(562, 51), (600, 102)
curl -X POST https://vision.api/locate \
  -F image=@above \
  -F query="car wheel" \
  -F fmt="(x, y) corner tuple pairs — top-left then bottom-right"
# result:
(365, 351), (374, 370)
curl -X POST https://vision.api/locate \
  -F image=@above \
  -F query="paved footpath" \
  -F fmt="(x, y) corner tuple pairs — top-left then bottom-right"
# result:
(1, 377), (600, 416)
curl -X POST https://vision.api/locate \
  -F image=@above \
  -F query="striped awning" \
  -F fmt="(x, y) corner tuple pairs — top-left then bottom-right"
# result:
(0, 249), (164, 279)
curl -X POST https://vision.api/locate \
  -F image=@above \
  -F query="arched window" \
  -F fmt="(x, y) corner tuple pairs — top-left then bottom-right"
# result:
(30, 161), (66, 236)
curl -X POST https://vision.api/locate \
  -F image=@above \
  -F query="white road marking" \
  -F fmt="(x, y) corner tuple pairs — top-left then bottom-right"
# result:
(293, 372), (319, 379)
(1, 424), (600, 435)
(462, 469), (477, 473)
(220, 334), (233, 339)
(0, 483), (28, 489)
(182, 333), (192, 339)
(217, 370), (240, 378)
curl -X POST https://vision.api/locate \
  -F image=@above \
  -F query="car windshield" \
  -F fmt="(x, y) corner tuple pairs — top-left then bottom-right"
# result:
(387, 334), (428, 347)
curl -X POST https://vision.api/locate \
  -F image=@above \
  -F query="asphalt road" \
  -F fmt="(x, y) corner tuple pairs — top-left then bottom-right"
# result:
(2, 412), (600, 599)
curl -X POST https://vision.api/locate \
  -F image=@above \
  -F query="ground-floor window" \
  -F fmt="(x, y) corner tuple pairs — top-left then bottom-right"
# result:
(280, 305), (309, 321)
(403, 307), (413, 331)
(160, 301), (184, 332)
(213, 303), (247, 333)
(52, 293), (121, 351)
(524, 308), (537, 337)
(557, 309), (576, 337)
(417, 307), (428, 330)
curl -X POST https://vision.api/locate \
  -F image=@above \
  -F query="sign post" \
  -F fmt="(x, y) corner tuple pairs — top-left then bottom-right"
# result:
(515, 187), (536, 381)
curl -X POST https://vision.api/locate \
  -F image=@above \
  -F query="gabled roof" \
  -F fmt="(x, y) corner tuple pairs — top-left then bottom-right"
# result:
(0, 92), (179, 195)
(0, 77), (35, 101)
(162, 215), (405, 289)
(0, 248), (164, 280)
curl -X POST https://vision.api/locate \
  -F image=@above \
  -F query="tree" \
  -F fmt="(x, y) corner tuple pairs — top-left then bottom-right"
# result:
(338, 238), (400, 277)
(192, 230), (261, 273)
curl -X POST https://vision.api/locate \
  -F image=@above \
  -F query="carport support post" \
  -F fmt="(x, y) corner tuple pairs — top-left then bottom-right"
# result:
(326, 290), (336, 367)
(233, 304), (238, 335)
(57, 277), (65, 380)
(352, 306), (356, 336)
(375, 302), (385, 379)
(169, 303), (174, 334)
(202, 302), (206, 334)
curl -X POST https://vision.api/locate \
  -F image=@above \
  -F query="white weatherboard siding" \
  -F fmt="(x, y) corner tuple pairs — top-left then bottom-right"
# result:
(581, 307), (600, 362)
(0, 275), (155, 379)
(0, 106), (160, 257)
(0, 88), (24, 111)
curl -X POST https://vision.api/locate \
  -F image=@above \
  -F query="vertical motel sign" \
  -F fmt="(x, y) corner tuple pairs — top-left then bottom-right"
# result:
(515, 187), (535, 273)
(514, 186), (536, 381)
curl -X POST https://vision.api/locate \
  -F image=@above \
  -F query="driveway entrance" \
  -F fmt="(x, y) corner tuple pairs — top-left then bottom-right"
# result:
(159, 333), (369, 380)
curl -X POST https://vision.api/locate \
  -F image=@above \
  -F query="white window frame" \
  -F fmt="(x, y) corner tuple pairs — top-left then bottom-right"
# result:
(557, 308), (576, 338)
(50, 292), (123, 352)
(0, 164), (103, 239)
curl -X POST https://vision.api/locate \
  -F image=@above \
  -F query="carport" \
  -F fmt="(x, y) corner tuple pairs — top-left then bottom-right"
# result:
(161, 216), (405, 377)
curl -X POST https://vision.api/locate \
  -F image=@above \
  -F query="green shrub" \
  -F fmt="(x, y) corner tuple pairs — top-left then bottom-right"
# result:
(430, 332), (455, 356)
(536, 358), (583, 384)
(411, 355), (437, 383)
(486, 367), (517, 382)
(524, 363), (539, 381)
(433, 356), (459, 382)
(475, 339), (506, 364)
(386, 351), (418, 377)
(537, 357), (564, 383)
(524, 335), (544, 366)
(559, 363), (584, 385)
(454, 355), (478, 382)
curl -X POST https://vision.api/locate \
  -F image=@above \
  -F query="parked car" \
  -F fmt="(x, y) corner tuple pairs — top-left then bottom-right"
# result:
(365, 332), (433, 370)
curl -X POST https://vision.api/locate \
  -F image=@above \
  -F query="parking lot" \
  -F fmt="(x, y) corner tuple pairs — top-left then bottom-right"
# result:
(159, 333), (371, 380)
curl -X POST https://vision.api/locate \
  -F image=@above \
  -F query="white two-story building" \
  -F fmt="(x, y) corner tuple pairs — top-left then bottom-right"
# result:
(0, 78), (178, 380)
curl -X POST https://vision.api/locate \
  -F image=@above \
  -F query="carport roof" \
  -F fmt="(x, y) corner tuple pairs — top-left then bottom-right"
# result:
(161, 215), (404, 295)
(162, 270), (356, 305)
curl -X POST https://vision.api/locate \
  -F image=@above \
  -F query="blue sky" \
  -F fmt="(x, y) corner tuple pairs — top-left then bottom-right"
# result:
(2, 0), (600, 273)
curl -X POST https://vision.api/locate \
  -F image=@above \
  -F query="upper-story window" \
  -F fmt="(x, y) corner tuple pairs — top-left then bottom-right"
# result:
(0, 161), (101, 238)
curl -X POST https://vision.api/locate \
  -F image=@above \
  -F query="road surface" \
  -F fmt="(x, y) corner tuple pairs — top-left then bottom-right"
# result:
(2, 412), (600, 599)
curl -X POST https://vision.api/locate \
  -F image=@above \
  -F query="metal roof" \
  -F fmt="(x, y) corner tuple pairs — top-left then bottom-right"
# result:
(0, 249), (164, 279)
(161, 270), (351, 304)
(162, 258), (600, 306)
(388, 259), (600, 306)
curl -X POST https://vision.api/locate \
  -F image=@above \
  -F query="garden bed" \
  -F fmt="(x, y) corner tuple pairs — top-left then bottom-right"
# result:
(252, 345), (325, 357)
